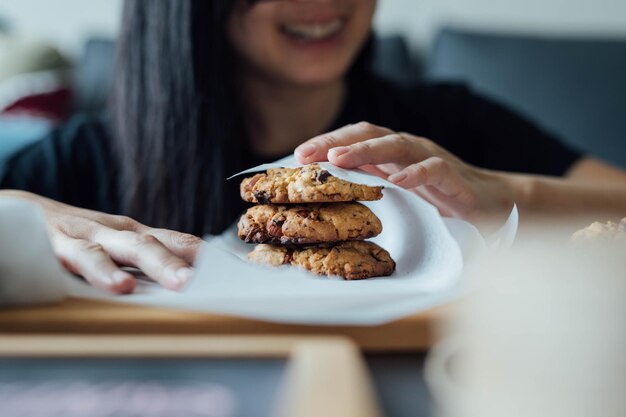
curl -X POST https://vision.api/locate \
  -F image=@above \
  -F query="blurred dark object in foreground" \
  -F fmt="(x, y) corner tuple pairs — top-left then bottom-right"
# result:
(0, 355), (432, 417)
(0, 380), (236, 417)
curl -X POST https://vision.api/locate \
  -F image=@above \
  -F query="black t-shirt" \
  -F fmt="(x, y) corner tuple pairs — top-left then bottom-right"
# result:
(0, 76), (581, 233)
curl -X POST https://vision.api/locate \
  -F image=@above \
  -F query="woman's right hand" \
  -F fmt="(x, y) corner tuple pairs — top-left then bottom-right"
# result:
(2, 191), (202, 294)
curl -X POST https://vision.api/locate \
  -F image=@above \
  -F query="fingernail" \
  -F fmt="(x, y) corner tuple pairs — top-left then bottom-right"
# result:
(388, 172), (408, 183)
(163, 267), (192, 289)
(176, 267), (194, 282)
(295, 143), (316, 158)
(328, 146), (350, 158)
(112, 270), (132, 284)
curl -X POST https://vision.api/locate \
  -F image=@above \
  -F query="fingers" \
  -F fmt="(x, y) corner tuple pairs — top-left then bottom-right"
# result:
(92, 216), (202, 265)
(388, 157), (454, 189)
(53, 236), (136, 294)
(326, 134), (432, 168)
(38, 199), (201, 293)
(147, 229), (203, 264)
(92, 229), (193, 291)
(388, 157), (481, 218)
(357, 164), (393, 179)
(295, 122), (393, 164)
(414, 185), (455, 218)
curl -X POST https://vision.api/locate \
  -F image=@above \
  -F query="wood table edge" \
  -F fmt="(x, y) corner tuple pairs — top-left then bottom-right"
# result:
(0, 298), (453, 351)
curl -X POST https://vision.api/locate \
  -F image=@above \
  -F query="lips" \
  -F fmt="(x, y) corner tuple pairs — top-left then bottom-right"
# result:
(280, 18), (345, 41)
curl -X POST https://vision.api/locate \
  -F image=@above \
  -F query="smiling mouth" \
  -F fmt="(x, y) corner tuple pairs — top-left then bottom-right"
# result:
(280, 18), (346, 41)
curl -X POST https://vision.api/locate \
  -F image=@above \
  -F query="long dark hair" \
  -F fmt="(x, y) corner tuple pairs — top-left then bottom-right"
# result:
(113, 0), (373, 235)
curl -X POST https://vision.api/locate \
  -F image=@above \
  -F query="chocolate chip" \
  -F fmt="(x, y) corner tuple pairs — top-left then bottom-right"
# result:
(316, 169), (331, 183)
(244, 229), (257, 243)
(283, 252), (293, 264)
(253, 190), (270, 204)
(245, 228), (269, 243)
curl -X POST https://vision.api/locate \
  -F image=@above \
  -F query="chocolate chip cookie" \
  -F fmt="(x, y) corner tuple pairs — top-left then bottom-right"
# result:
(238, 202), (382, 244)
(240, 164), (383, 204)
(571, 218), (626, 244)
(248, 241), (396, 280)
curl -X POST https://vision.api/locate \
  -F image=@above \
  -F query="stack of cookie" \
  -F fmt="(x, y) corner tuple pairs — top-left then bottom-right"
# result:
(237, 164), (396, 280)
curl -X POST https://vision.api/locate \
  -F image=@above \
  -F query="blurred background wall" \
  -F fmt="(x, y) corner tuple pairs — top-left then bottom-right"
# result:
(374, 0), (626, 52)
(1, 0), (626, 57)
(0, 0), (122, 58)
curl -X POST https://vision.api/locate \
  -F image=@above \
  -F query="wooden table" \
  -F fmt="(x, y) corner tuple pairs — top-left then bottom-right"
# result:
(0, 298), (450, 351)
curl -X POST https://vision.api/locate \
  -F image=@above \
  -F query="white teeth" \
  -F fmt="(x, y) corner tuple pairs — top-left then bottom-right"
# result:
(282, 19), (343, 40)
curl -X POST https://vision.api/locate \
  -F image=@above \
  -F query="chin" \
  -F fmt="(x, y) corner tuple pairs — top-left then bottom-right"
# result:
(279, 63), (351, 87)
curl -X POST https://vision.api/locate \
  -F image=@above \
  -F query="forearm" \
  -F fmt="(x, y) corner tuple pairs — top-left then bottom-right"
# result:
(506, 173), (626, 231)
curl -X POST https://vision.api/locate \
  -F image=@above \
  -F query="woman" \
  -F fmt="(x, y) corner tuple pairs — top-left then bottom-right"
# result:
(1, 0), (625, 294)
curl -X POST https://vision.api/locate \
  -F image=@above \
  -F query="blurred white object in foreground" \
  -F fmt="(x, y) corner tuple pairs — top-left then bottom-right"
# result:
(427, 239), (626, 417)
(0, 198), (67, 306)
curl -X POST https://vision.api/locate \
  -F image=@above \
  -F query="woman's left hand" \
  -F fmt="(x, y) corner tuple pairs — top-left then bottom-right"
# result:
(295, 122), (515, 231)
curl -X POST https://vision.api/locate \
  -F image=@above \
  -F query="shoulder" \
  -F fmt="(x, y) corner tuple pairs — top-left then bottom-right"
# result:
(8, 113), (112, 167)
(1, 113), (117, 208)
(48, 113), (112, 154)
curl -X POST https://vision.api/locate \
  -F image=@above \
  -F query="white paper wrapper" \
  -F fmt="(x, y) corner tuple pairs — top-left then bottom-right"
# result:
(0, 199), (67, 306)
(0, 158), (517, 325)
(179, 156), (466, 325)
